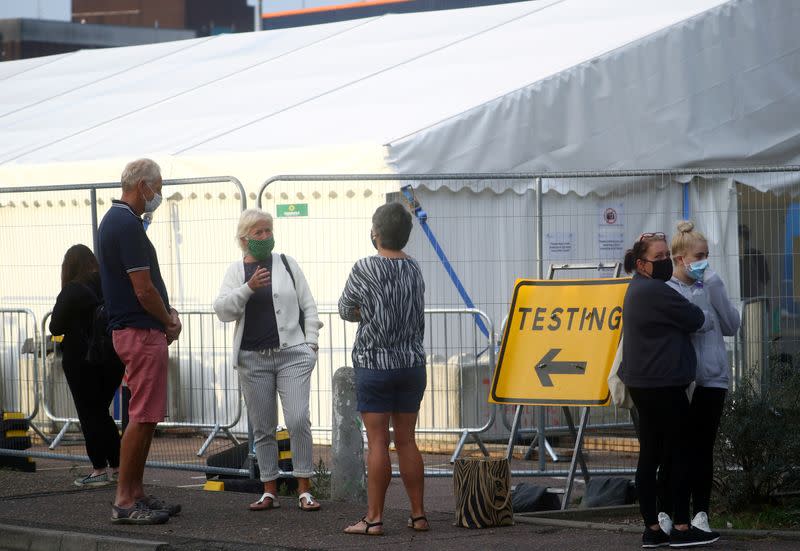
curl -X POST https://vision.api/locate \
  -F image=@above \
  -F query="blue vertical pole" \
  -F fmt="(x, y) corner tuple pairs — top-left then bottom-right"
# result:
(401, 186), (489, 338)
(784, 202), (800, 316)
(682, 181), (690, 220)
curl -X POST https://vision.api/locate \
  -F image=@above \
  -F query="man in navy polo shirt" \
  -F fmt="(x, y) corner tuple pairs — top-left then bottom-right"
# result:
(98, 158), (182, 525)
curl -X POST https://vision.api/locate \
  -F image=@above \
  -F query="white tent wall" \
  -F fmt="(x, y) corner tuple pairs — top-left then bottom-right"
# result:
(688, 177), (741, 302)
(404, 180), (740, 333)
(387, 0), (800, 181)
(404, 186), (537, 336)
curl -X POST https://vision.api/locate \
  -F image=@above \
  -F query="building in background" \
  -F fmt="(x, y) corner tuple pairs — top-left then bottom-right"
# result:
(0, 0), (72, 21)
(72, 0), (255, 36)
(1, 0), (534, 61)
(261, 0), (531, 30)
(0, 19), (194, 61)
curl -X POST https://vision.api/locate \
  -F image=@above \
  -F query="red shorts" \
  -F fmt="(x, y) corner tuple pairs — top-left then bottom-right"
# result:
(112, 327), (168, 423)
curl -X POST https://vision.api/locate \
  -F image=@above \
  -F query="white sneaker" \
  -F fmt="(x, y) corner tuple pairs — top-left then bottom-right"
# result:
(657, 512), (673, 535)
(691, 511), (712, 533)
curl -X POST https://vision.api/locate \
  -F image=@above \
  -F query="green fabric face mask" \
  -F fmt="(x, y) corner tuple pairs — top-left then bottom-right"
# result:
(247, 236), (274, 261)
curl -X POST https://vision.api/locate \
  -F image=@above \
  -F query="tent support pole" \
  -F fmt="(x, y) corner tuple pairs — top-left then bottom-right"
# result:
(90, 189), (99, 254)
(534, 176), (547, 471)
(682, 181), (690, 219)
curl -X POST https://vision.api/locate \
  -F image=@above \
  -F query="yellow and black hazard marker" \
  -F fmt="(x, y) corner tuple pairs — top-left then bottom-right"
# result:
(0, 411), (32, 450)
(0, 410), (35, 472)
(277, 428), (293, 473)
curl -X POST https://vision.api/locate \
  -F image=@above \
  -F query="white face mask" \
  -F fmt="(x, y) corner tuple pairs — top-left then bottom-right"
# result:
(143, 182), (162, 213)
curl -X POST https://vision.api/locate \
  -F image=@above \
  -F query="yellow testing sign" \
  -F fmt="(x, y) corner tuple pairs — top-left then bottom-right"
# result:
(490, 278), (630, 406)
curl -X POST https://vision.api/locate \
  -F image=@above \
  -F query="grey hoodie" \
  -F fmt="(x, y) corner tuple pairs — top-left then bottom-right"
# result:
(666, 270), (741, 389)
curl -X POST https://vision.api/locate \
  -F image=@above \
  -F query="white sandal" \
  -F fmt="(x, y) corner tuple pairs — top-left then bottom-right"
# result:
(298, 491), (320, 512)
(249, 492), (280, 511)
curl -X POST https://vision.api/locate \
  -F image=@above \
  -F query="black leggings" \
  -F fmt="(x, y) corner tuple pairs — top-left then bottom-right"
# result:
(62, 358), (125, 469)
(658, 386), (726, 516)
(630, 386), (692, 526)
(689, 386), (726, 513)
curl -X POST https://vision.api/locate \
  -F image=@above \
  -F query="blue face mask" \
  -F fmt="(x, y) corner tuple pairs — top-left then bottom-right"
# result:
(686, 259), (709, 281)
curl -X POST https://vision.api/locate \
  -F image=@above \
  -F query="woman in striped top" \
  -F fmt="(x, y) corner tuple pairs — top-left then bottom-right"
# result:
(339, 202), (428, 536)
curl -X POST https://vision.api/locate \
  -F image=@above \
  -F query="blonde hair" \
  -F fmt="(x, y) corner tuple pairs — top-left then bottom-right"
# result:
(670, 220), (707, 259)
(121, 158), (161, 191)
(236, 208), (273, 253)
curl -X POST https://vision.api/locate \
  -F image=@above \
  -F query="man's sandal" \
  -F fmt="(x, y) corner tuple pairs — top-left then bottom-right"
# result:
(407, 515), (430, 531)
(344, 516), (384, 536)
(249, 492), (280, 511)
(298, 492), (321, 512)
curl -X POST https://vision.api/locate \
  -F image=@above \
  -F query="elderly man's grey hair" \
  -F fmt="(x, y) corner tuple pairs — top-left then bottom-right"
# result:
(121, 158), (161, 192)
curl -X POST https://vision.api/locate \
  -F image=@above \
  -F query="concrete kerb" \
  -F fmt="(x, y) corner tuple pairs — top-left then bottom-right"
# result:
(0, 523), (169, 551)
(514, 509), (800, 541)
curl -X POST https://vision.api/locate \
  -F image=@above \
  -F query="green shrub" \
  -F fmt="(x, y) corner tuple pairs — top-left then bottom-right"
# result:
(311, 457), (331, 499)
(713, 363), (800, 511)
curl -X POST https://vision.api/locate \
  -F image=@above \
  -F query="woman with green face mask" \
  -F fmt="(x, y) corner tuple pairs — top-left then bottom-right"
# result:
(213, 208), (323, 512)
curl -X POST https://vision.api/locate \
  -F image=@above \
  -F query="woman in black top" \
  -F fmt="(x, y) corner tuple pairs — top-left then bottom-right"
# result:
(339, 202), (428, 536)
(50, 244), (125, 487)
(619, 232), (718, 548)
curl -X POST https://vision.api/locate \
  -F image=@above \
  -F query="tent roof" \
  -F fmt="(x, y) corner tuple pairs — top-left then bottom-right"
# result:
(0, 0), (798, 192)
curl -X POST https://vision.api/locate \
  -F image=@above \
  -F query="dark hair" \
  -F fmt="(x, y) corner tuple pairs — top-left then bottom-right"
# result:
(623, 240), (656, 274)
(61, 244), (99, 289)
(372, 202), (413, 251)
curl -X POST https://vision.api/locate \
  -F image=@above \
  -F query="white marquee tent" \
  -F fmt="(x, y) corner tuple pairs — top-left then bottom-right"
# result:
(0, 0), (797, 187)
(1, 0), (798, 330)
(1, 0), (799, 434)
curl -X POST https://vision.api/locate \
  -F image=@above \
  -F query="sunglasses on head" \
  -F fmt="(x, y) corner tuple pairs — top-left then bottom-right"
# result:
(638, 232), (666, 241)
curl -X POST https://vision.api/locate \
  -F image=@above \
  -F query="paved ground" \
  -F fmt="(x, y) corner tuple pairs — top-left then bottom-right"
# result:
(0, 458), (798, 550)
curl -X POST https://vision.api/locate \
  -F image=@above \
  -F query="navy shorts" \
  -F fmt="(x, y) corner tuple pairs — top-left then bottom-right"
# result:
(354, 366), (427, 413)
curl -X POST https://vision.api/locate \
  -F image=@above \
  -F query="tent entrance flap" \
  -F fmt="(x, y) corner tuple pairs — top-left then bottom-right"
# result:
(400, 185), (489, 338)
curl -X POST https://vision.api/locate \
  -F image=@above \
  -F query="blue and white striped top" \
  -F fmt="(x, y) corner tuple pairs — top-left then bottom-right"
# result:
(338, 255), (425, 370)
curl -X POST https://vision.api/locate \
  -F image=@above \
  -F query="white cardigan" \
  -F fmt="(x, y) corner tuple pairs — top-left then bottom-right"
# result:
(213, 253), (322, 368)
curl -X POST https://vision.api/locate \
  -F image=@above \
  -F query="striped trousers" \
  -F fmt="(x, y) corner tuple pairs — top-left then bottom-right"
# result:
(237, 344), (317, 481)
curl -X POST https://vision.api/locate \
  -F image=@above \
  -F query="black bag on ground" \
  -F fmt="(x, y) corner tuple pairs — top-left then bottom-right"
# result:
(511, 483), (561, 513)
(580, 476), (637, 508)
(206, 442), (251, 479)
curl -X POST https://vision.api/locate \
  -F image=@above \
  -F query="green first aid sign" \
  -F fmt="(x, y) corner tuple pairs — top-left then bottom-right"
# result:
(276, 203), (308, 218)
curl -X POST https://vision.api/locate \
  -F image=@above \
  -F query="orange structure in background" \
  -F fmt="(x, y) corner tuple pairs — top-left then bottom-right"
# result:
(263, 0), (414, 20)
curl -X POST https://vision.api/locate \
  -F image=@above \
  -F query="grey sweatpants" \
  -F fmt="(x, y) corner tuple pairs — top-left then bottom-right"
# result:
(237, 345), (317, 481)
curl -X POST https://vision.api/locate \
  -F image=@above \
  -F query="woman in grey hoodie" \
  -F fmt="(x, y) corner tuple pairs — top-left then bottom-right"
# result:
(664, 221), (741, 534)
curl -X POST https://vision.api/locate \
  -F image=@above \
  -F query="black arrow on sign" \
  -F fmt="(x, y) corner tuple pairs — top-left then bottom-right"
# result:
(535, 348), (587, 387)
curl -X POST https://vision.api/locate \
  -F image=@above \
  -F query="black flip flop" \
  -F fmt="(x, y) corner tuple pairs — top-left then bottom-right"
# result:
(407, 515), (430, 531)
(344, 516), (384, 536)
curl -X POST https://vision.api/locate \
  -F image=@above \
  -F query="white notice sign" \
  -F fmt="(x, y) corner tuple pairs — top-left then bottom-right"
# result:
(598, 231), (625, 261)
(546, 232), (575, 260)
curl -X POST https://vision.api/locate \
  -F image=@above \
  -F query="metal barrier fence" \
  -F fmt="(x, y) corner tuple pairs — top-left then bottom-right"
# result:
(2, 167), (798, 479)
(39, 311), (244, 454)
(0, 308), (49, 443)
(0, 176), (250, 474)
(0, 176), (246, 318)
(2, 306), (494, 477)
(257, 167), (800, 476)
